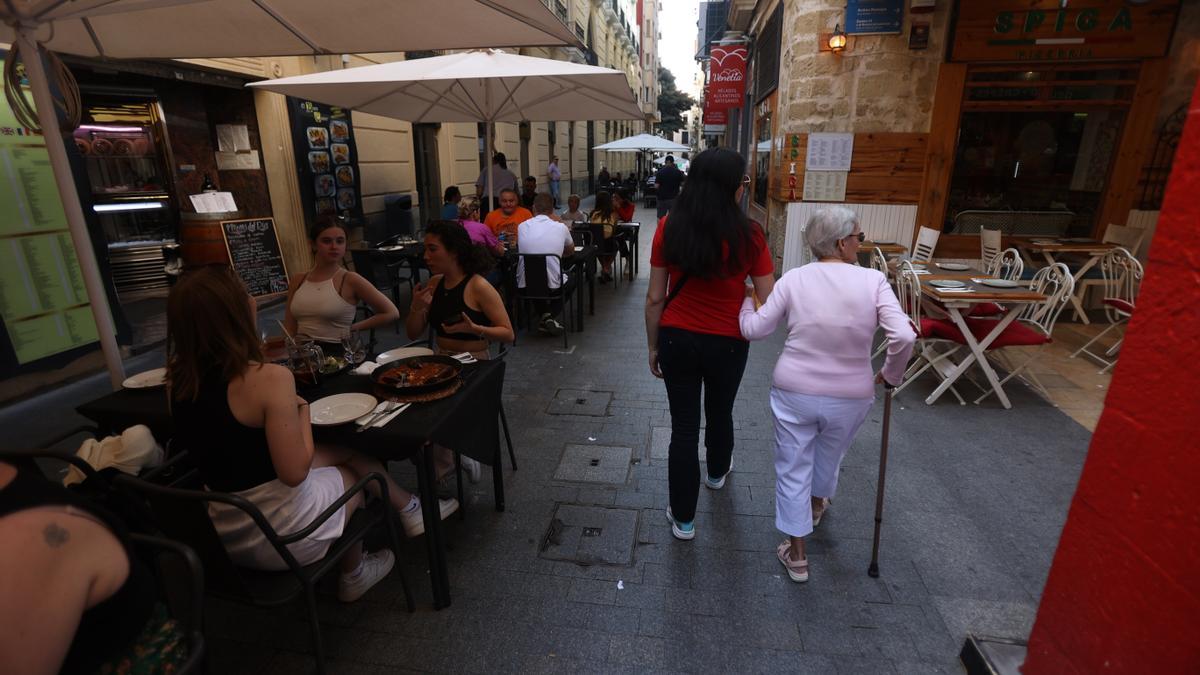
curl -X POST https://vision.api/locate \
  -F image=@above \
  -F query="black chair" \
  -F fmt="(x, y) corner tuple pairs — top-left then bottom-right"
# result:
(349, 249), (403, 333)
(587, 222), (623, 286)
(571, 229), (593, 247)
(113, 452), (413, 674)
(514, 252), (576, 349)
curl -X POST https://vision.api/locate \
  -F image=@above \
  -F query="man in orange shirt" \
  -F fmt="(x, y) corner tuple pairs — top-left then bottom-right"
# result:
(483, 188), (532, 246)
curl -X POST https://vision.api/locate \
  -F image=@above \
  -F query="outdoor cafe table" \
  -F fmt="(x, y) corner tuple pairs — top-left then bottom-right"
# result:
(617, 222), (641, 277)
(864, 240), (908, 256)
(919, 268), (1046, 410)
(76, 359), (508, 610)
(1015, 238), (1116, 324)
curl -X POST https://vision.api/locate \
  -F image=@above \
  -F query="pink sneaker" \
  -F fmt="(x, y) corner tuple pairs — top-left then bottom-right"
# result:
(776, 540), (809, 583)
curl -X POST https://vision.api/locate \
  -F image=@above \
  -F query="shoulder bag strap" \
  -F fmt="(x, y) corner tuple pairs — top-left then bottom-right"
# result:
(662, 273), (689, 312)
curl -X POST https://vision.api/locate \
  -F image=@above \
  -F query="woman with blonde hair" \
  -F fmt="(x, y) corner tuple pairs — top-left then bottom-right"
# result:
(738, 206), (915, 582)
(168, 267), (457, 601)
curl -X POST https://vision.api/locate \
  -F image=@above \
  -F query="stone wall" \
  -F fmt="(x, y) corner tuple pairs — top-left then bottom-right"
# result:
(777, 0), (952, 136)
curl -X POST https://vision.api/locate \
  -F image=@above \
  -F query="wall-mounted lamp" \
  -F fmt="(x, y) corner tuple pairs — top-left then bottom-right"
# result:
(828, 25), (847, 53)
(819, 24), (849, 53)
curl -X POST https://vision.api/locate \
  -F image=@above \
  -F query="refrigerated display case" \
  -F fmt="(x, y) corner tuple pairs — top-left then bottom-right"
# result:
(73, 99), (177, 297)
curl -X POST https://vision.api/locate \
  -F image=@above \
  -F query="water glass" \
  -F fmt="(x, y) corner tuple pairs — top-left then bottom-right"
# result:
(342, 331), (366, 366)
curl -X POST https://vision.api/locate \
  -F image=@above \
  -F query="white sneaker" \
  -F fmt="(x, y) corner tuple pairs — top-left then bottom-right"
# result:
(461, 456), (482, 484)
(704, 458), (734, 490)
(399, 497), (460, 538)
(337, 549), (394, 602)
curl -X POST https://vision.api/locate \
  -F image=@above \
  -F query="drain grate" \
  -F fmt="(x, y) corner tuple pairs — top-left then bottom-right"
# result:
(539, 504), (638, 566)
(553, 445), (633, 485)
(546, 389), (613, 416)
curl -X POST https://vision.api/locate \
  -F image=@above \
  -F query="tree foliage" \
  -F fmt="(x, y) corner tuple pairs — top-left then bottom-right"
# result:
(657, 68), (695, 134)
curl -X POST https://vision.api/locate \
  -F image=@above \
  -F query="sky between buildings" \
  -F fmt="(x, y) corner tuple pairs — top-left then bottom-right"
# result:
(659, 0), (704, 98)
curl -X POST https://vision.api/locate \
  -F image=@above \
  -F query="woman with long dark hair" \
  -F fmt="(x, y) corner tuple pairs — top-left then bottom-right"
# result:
(645, 147), (775, 540)
(407, 220), (514, 361)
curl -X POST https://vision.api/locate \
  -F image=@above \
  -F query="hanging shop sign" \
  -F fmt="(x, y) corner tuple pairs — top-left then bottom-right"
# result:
(846, 0), (905, 35)
(949, 0), (1180, 62)
(702, 43), (749, 130)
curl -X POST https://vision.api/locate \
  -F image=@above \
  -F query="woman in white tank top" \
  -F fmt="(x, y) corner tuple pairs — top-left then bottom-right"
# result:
(284, 218), (400, 343)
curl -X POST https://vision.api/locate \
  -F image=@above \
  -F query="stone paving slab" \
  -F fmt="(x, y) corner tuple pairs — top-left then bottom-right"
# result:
(4, 203), (1095, 673)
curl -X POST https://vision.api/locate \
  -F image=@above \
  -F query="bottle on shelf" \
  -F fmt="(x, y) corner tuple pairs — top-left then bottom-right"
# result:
(201, 174), (217, 193)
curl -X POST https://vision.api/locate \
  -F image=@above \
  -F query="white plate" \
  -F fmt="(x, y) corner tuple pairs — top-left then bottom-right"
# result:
(376, 346), (434, 364)
(309, 393), (377, 426)
(980, 278), (1019, 288)
(929, 279), (966, 288)
(122, 367), (166, 389)
(936, 262), (970, 271)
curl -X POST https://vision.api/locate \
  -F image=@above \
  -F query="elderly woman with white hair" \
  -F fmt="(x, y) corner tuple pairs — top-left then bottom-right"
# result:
(738, 206), (915, 582)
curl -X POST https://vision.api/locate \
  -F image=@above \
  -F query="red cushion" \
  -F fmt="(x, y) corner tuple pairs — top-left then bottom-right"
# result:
(963, 318), (1052, 348)
(921, 317), (965, 342)
(1104, 298), (1135, 314)
(968, 302), (1004, 317)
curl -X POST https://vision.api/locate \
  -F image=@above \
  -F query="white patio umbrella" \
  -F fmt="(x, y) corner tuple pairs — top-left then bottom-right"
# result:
(593, 133), (688, 153)
(594, 133), (687, 184)
(248, 50), (644, 210)
(0, 1), (580, 388)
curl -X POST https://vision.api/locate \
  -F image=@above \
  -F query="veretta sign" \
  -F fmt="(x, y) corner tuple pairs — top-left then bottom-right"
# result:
(703, 44), (748, 129)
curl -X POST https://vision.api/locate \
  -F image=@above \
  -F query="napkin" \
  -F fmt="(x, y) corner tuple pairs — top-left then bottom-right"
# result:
(355, 400), (391, 426)
(353, 361), (380, 375)
(937, 288), (976, 293)
(450, 352), (478, 364)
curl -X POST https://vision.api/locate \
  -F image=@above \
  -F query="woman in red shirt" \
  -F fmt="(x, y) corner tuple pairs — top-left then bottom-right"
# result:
(645, 147), (775, 540)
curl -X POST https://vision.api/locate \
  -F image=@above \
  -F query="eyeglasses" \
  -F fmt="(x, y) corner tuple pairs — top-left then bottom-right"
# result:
(845, 232), (865, 243)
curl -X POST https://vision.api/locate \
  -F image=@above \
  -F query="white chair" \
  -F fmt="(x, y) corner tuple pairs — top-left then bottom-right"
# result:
(1102, 223), (1146, 255)
(984, 247), (1023, 282)
(912, 226), (940, 263)
(974, 263), (1075, 404)
(870, 246), (889, 276)
(891, 261), (967, 405)
(980, 228), (1002, 269)
(1071, 247), (1142, 374)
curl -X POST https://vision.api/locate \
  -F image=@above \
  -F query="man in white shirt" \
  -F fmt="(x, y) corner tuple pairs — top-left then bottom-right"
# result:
(474, 152), (519, 215)
(517, 192), (575, 335)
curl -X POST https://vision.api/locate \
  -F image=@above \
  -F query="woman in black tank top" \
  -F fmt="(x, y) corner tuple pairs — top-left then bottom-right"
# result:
(407, 220), (514, 359)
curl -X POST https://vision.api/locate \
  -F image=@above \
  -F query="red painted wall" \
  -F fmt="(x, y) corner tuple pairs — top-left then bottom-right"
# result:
(1023, 81), (1200, 672)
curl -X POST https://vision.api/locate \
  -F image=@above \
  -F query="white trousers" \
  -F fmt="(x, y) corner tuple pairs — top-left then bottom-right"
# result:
(771, 387), (873, 538)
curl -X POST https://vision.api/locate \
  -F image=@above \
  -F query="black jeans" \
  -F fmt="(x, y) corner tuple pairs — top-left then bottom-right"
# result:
(657, 326), (750, 523)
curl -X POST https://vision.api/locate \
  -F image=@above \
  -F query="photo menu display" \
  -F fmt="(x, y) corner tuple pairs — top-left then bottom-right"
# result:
(0, 53), (98, 365)
(287, 98), (364, 229)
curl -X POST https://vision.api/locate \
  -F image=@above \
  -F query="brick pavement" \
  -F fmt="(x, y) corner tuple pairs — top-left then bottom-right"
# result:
(5, 203), (1093, 673)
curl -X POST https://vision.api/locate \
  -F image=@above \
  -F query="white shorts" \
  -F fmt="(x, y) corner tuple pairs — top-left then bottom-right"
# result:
(208, 465), (348, 571)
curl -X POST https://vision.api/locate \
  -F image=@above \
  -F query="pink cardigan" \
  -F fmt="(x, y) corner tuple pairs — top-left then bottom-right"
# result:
(739, 262), (915, 399)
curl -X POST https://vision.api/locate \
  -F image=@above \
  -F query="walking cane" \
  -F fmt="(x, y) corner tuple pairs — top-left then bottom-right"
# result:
(868, 384), (894, 578)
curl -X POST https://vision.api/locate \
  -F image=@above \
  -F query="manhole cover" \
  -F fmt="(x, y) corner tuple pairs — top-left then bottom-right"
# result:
(553, 445), (632, 485)
(649, 426), (707, 461)
(546, 389), (613, 416)
(540, 504), (638, 566)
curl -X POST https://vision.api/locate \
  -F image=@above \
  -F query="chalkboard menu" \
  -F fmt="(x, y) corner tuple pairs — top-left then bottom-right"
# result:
(220, 217), (289, 297)
(286, 98), (364, 229)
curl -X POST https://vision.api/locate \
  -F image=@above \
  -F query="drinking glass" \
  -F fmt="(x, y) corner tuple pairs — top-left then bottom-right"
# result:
(342, 331), (366, 366)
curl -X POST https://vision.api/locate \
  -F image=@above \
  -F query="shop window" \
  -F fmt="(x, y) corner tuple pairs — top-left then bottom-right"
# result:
(753, 110), (771, 208)
(1139, 103), (1186, 210)
(947, 109), (1124, 237)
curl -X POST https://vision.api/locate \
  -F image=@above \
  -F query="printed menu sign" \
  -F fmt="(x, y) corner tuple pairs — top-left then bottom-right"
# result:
(0, 52), (98, 366)
(805, 133), (855, 172)
(220, 217), (289, 297)
(287, 98), (364, 229)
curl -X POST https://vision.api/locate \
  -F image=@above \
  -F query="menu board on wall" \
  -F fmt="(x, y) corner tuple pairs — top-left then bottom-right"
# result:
(0, 53), (98, 366)
(805, 133), (855, 172)
(221, 217), (289, 297)
(286, 99), (364, 229)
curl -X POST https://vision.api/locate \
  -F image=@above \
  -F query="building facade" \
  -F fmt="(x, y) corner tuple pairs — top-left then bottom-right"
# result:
(708, 0), (1196, 272)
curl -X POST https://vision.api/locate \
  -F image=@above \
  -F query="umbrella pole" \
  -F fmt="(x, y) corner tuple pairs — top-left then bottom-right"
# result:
(16, 31), (125, 389)
(485, 120), (494, 216)
(868, 387), (894, 577)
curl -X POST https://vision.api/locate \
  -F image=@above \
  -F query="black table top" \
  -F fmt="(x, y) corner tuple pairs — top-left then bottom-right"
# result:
(76, 360), (506, 466)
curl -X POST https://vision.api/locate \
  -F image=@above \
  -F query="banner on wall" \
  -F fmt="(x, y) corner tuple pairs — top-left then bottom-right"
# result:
(703, 43), (748, 131)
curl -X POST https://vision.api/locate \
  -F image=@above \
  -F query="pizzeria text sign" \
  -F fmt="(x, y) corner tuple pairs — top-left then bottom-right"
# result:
(703, 44), (748, 129)
(950, 0), (1180, 62)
